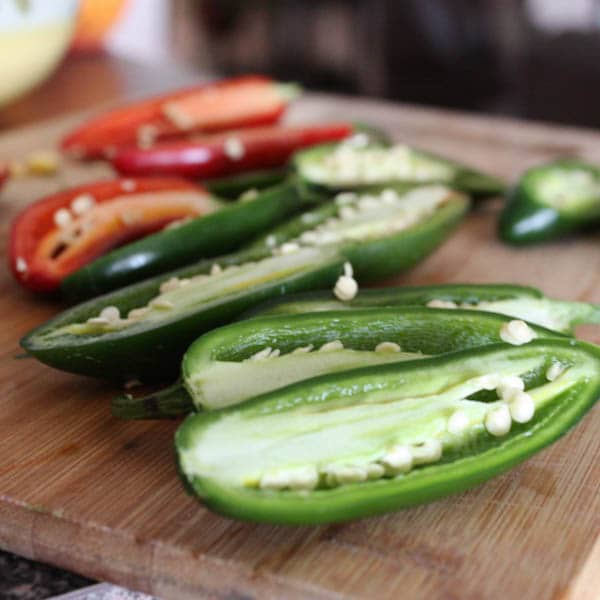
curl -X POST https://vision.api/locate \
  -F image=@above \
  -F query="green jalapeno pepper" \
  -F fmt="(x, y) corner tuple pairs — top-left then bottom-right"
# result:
(499, 159), (600, 244)
(205, 168), (289, 199)
(113, 307), (560, 419)
(22, 186), (468, 382)
(176, 339), (600, 524)
(61, 180), (308, 301)
(294, 141), (505, 200)
(249, 283), (600, 334)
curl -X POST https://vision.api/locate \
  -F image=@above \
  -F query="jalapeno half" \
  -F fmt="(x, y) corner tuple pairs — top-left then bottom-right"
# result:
(499, 159), (600, 244)
(113, 307), (559, 419)
(250, 283), (600, 334)
(176, 339), (600, 524)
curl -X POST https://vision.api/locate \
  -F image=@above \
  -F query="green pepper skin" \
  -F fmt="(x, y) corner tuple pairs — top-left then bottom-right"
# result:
(249, 193), (469, 281)
(294, 143), (505, 200)
(61, 180), (307, 302)
(21, 249), (343, 382)
(248, 283), (600, 334)
(499, 160), (600, 245)
(176, 339), (600, 525)
(205, 169), (289, 199)
(114, 306), (561, 419)
(23, 188), (468, 383)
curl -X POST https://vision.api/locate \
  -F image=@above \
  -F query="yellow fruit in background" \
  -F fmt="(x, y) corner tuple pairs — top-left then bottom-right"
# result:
(71, 0), (129, 53)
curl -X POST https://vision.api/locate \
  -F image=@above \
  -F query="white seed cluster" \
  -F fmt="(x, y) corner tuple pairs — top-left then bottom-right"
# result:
(319, 340), (344, 352)
(223, 137), (245, 161)
(426, 299), (458, 309)
(546, 362), (565, 382)
(499, 320), (537, 345)
(271, 187), (449, 258)
(120, 179), (137, 192)
(71, 193), (95, 216)
(164, 217), (192, 230)
(243, 339), (406, 362)
(15, 256), (28, 274)
(535, 168), (600, 209)
(137, 124), (158, 148)
(86, 305), (122, 326)
(239, 188), (259, 202)
(258, 438), (445, 491)
(333, 262), (358, 302)
(303, 144), (454, 185)
(149, 298), (175, 310)
(249, 347), (281, 361)
(276, 242), (301, 256)
(482, 374), (535, 436)
(162, 101), (195, 130)
(52, 195), (97, 247)
(375, 341), (402, 353)
(259, 466), (319, 491)
(252, 370), (539, 491)
(159, 276), (191, 294)
(447, 410), (470, 435)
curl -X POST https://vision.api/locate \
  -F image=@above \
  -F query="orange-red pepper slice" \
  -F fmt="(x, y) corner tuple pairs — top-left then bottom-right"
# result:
(9, 177), (218, 293)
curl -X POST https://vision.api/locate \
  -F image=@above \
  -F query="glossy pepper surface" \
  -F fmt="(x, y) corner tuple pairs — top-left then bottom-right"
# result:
(176, 339), (600, 524)
(111, 123), (353, 179)
(499, 159), (600, 244)
(250, 283), (600, 334)
(113, 306), (560, 419)
(61, 76), (299, 159)
(8, 178), (219, 293)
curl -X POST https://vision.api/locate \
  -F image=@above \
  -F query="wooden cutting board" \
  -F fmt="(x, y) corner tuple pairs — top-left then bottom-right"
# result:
(0, 95), (598, 600)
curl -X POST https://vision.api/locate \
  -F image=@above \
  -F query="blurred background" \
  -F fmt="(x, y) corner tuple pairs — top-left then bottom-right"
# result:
(3, 0), (600, 127)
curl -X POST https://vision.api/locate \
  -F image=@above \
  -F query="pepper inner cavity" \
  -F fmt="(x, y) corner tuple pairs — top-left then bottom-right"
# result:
(181, 356), (574, 492)
(185, 340), (420, 410)
(57, 247), (332, 336)
(299, 144), (454, 186)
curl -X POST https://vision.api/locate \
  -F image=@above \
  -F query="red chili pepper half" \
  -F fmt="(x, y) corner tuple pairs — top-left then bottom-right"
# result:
(110, 122), (353, 178)
(61, 76), (299, 160)
(8, 177), (218, 293)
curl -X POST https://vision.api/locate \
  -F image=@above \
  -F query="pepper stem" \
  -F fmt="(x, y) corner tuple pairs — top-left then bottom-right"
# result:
(112, 381), (193, 420)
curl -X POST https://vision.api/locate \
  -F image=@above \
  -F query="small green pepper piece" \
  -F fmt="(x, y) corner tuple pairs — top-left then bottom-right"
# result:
(176, 339), (600, 524)
(113, 307), (560, 419)
(294, 142), (505, 199)
(499, 159), (600, 244)
(249, 283), (600, 334)
(23, 186), (468, 382)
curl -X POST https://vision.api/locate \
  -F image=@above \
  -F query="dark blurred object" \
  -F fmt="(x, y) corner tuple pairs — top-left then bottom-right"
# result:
(173, 0), (600, 128)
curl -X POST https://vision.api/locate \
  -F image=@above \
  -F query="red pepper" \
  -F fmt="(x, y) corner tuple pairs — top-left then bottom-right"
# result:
(0, 163), (8, 189)
(61, 76), (298, 160)
(8, 177), (218, 293)
(110, 122), (353, 178)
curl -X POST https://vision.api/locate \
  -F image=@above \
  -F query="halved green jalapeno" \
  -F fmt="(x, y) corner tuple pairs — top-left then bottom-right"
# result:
(22, 186), (468, 382)
(294, 141), (505, 199)
(176, 339), (600, 524)
(249, 283), (600, 334)
(499, 159), (600, 244)
(113, 307), (559, 419)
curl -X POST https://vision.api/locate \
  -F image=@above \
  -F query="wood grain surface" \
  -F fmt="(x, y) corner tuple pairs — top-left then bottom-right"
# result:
(0, 95), (598, 600)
